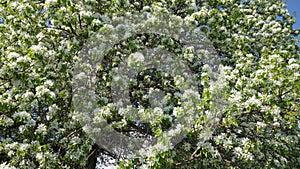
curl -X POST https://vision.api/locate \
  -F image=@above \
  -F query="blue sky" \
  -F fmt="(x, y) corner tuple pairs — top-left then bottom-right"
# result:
(286, 0), (300, 45)
(286, 0), (300, 29)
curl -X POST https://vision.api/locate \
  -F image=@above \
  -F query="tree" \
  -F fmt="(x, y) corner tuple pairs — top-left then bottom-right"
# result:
(0, 0), (299, 168)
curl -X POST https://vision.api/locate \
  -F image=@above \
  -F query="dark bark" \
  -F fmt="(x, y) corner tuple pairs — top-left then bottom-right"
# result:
(85, 144), (99, 169)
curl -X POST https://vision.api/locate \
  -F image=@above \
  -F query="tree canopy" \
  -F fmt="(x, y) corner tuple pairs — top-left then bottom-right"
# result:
(0, 0), (299, 168)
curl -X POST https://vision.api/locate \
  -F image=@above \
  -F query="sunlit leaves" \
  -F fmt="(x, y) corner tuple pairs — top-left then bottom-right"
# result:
(0, 0), (299, 168)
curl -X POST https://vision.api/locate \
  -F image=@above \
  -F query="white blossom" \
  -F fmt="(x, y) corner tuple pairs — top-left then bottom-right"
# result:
(0, 162), (17, 169)
(35, 123), (47, 135)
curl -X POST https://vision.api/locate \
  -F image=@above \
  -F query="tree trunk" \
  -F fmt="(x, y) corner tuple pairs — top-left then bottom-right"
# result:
(85, 144), (99, 169)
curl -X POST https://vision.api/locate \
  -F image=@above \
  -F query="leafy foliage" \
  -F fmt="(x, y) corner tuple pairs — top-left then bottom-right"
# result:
(0, 0), (299, 168)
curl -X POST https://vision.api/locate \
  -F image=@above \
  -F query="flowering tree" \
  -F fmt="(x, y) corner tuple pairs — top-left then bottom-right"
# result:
(0, 0), (299, 169)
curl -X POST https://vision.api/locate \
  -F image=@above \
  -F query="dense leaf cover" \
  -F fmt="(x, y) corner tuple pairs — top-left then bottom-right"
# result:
(0, 0), (299, 168)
